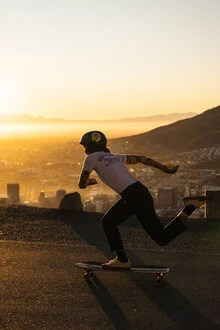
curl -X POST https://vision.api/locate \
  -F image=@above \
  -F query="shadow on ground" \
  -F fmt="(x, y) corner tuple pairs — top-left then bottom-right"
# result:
(62, 212), (220, 330)
(1, 205), (219, 329)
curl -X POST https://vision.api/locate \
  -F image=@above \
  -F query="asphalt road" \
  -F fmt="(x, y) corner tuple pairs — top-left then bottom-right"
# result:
(0, 240), (219, 329)
(0, 207), (220, 329)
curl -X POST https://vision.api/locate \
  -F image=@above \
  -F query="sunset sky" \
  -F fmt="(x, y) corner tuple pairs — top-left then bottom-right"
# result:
(0, 0), (219, 120)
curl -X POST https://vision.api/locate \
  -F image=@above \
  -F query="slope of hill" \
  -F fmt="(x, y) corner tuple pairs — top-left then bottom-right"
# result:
(115, 106), (220, 155)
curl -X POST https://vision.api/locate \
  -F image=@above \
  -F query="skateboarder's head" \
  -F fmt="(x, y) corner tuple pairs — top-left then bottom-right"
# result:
(79, 131), (109, 154)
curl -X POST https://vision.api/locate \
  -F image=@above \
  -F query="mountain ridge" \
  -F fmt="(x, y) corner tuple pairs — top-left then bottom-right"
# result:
(114, 106), (220, 155)
(0, 112), (197, 124)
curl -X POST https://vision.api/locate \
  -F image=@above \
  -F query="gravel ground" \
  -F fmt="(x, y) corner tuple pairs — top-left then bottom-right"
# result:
(0, 205), (219, 255)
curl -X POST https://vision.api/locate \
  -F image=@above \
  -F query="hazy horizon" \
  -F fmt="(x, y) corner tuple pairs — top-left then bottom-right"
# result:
(0, 120), (175, 140)
(0, 110), (198, 121)
(0, 111), (198, 140)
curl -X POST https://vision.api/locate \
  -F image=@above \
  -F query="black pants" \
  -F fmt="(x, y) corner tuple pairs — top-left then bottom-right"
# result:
(101, 181), (187, 251)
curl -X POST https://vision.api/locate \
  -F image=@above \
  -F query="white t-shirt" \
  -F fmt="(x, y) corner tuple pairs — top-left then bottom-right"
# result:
(82, 151), (137, 194)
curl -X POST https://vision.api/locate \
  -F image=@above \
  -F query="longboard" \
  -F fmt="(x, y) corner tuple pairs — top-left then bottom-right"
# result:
(75, 262), (169, 286)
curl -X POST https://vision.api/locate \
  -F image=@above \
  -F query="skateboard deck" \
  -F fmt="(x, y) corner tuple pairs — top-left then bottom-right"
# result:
(75, 262), (169, 286)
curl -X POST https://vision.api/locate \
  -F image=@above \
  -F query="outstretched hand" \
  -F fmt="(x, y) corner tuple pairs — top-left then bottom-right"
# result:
(87, 178), (98, 186)
(162, 164), (179, 174)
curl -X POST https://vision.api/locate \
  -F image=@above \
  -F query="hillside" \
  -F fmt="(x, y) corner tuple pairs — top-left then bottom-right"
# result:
(114, 106), (220, 155)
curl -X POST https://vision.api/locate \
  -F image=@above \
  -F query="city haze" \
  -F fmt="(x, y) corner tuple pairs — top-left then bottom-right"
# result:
(0, 112), (196, 139)
(0, 106), (219, 214)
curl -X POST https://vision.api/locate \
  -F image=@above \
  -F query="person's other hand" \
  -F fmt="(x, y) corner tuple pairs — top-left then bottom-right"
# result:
(162, 164), (179, 174)
(88, 178), (98, 185)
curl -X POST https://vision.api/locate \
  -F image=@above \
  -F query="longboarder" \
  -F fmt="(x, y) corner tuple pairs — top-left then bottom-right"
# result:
(78, 131), (209, 269)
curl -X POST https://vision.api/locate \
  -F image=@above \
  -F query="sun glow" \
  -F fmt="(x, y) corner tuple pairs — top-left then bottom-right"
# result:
(0, 82), (16, 115)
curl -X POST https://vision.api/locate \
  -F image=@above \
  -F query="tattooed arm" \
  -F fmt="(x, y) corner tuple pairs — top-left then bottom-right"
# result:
(126, 155), (179, 174)
(78, 170), (98, 189)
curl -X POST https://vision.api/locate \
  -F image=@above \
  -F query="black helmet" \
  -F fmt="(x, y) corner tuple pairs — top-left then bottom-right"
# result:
(79, 131), (107, 154)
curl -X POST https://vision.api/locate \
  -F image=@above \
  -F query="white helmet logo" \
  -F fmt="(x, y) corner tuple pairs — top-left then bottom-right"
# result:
(91, 132), (101, 142)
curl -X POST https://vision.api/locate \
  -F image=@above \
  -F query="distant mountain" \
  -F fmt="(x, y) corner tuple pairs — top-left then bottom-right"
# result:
(114, 106), (220, 155)
(103, 112), (197, 123)
(0, 114), (66, 124)
(0, 112), (196, 124)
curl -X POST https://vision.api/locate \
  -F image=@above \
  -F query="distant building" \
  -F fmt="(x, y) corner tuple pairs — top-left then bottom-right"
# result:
(7, 183), (20, 204)
(93, 194), (113, 213)
(157, 187), (178, 209)
(205, 189), (220, 220)
(56, 189), (66, 207)
(84, 200), (96, 212)
(215, 174), (220, 186)
(37, 189), (67, 208)
(38, 191), (48, 207)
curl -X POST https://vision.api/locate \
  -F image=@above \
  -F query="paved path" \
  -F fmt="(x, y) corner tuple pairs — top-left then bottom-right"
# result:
(0, 240), (219, 329)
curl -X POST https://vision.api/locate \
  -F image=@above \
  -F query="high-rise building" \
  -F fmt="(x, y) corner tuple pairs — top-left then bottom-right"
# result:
(7, 183), (20, 204)
(205, 189), (220, 219)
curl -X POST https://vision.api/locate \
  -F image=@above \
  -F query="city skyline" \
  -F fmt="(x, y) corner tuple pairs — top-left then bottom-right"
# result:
(0, 0), (220, 120)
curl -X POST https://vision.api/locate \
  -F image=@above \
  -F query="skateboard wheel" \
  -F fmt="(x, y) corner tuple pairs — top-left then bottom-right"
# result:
(84, 271), (92, 279)
(155, 275), (164, 286)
